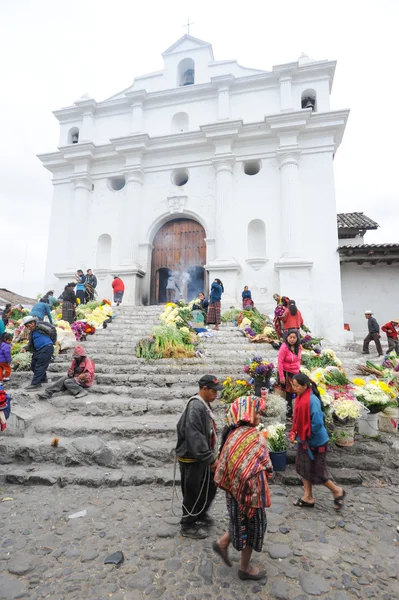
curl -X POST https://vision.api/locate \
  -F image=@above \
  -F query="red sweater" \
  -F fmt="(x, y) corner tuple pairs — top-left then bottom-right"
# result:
(278, 343), (302, 379)
(112, 278), (125, 293)
(382, 322), (398, 339)
(282, 309), (303, 330)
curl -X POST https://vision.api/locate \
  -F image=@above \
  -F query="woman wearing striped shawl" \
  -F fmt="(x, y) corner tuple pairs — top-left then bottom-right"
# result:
(212, 396), (273, 581)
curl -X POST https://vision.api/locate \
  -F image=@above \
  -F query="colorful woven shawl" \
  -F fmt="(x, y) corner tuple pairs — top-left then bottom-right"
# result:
(215, 425), (272, 517)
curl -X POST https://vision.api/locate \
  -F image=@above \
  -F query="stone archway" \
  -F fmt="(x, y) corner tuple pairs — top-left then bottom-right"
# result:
(150, 218), (207, 304)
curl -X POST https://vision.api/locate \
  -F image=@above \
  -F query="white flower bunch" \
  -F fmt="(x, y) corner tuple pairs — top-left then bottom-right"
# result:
(264, 393), (287, 418)
(266, 423), (287, 452)
(332, 399), (362, 420)
(353, 384), (390, 404)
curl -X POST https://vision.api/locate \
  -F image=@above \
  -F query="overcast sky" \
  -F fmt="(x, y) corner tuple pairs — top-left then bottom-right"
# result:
(1, 0), (397, 297)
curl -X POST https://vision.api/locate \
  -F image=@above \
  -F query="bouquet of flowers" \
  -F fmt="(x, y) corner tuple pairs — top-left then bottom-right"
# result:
(352, 382), (397, 414)
(71, 321), (87, 341)
(221, 378), (254, 404)
(330, 395), (362, 423)
(244, 356), (275, 381)
(302, 348), (342, 370)
(266, 423), (287, 452)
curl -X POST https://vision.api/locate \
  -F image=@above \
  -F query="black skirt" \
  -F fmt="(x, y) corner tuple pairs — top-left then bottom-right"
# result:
(226, 493), (267, 552)
(295, 444), (330, 485)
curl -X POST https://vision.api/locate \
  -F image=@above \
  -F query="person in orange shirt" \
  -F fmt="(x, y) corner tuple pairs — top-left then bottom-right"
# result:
(112, 276), (125, 306)
(381, 318), (399, 355)
(282, 300), (304, 331)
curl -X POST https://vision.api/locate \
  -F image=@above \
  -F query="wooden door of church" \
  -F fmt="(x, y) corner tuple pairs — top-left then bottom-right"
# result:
(150, 219), (207, 304)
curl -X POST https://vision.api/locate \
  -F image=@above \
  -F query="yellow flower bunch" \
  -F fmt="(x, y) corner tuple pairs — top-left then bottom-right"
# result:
(223, 377), (232, 387)
(352, 377), (365, 387)
(235, 380), (248, 386)
(317, 386), (326, 396)
(165, 302), (177, 308)
(378, 381), (396, 398)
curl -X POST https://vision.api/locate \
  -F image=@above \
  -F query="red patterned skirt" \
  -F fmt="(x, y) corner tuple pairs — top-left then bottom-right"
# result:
(207, 301), (221, 325)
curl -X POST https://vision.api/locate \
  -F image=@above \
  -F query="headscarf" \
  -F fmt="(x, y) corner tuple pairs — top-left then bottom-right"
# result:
(225, 395), (266, 428)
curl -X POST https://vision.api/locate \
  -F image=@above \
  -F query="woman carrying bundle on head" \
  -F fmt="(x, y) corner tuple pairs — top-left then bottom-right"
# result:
(282, 299), (303, 332)
(207, 279), (224, 331)
(277, 328), (302, 418)
(290, 373), (345, 510)
(212, 395), (273, 581)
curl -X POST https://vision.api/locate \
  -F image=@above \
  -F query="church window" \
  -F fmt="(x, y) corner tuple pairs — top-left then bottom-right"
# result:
(68, 127), (79, 144)
(244, 160), (261, 176)
(108, 176), (126, 191)
(178, 58), (195, 87)
(172, 112), (189, 133)
(96, 234), (112, 269)
(172, 169), (189, 187)
(248, 219), (266, 257)
(301, 89), (317, 112)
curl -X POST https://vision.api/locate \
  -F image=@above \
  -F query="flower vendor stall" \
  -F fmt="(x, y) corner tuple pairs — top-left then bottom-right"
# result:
(136, 301), (200, 359)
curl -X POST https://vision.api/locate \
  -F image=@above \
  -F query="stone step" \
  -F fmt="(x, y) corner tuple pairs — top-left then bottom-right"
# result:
(31, 413), (180, 439)
(8, 372), (239, 388)
(0, 462), (384, 488)
(0, 435), (175, 469)
(0, 434), (389, 472)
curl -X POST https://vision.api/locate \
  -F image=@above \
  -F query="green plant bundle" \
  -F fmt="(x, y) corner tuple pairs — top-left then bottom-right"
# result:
(241, 308), (267, 334)
(324, 369), (349, 387)
(11, 351), (32, 371)
(221, 308), (241, 323)
(302, 353), (338, 370)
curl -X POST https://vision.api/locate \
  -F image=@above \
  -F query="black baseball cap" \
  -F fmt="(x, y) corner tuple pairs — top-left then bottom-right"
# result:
(198, 375), (223, 391)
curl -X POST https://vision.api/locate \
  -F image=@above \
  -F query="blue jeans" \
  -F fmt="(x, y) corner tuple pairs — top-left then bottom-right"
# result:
(31, 344), (54, 385)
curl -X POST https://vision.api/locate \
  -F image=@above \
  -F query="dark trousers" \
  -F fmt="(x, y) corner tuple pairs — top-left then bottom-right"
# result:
(387, 337), (399, 355)
(31, 345), (54, 385)
(179, 461), (217, 526)
(45, 375), (83, 396)
(76, 290), (86, 305)
(363, 333), (383, 355)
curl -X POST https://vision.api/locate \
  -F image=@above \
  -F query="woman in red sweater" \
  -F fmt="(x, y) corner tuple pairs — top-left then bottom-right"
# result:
(282, 300), (303, 332)
(277, 329), (302, 418)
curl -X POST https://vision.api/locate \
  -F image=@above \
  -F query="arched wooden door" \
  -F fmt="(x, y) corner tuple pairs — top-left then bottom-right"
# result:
(150, 219), (207, 304)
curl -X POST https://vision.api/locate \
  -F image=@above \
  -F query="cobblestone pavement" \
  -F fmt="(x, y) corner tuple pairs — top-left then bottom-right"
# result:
(0, 481), (398, 600)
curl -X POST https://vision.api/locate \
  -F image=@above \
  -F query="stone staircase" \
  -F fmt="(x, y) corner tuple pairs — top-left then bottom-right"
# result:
(0, 305), (398, 487)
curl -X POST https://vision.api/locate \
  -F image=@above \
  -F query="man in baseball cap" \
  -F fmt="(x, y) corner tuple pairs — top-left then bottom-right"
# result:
(175, 374), (222, 539)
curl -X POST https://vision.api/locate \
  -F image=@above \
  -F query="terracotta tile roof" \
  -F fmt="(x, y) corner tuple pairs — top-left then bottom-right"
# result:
(339, 243), (399, 250)
(337, 212), (379, 230)
(0, 288), (37, 307)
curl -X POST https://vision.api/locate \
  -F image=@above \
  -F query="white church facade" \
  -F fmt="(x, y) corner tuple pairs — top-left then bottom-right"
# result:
(39, 35), (350, 340)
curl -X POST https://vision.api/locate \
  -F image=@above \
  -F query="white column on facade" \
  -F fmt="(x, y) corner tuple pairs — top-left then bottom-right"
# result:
(120, 168), (144, 265)
(68, 174), (92, 268)
(212, 155), (235, 258)
(278, 149), (301, 257)
(211, 75), (235, 120)
(279, 74), (293, 112)
(81, 111), (94, 141)
(125, 91), (147, 133)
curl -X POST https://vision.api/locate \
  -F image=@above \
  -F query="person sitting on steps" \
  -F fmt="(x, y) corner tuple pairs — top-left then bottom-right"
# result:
(39, 345), (95, 400)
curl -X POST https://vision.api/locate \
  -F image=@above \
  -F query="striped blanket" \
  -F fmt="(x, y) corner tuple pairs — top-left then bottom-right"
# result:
(214, 426), (272, 517)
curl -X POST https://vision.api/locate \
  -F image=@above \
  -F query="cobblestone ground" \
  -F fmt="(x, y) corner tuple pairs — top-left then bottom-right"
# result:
(0, 482), (398, 600)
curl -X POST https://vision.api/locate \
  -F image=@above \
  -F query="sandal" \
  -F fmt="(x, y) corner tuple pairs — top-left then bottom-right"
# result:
(293, 498), (315, 508)
(333, 490), (346, 510)
(212, 541), (232, 567)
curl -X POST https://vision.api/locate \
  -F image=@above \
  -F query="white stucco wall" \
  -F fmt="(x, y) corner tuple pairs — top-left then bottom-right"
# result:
(341, 263), (399, 339)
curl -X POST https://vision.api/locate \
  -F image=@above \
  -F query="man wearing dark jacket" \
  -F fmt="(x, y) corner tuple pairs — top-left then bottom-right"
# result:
(86, 269), (97, 302)
(22, 316), (57, 390)
(362, 311), (383, 356)
(176, 374), (222, 539)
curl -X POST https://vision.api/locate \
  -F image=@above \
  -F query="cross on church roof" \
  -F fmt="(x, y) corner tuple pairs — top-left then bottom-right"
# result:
(183, 17), (195, 34)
